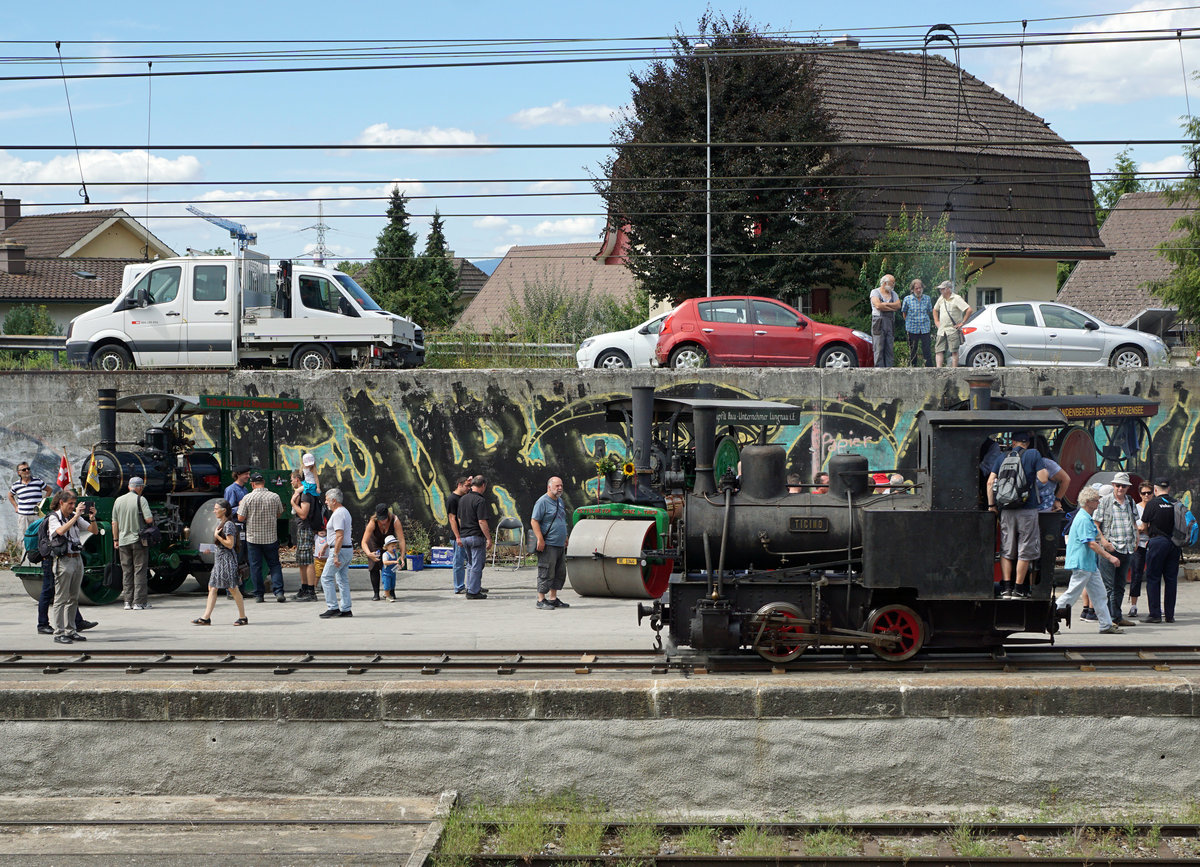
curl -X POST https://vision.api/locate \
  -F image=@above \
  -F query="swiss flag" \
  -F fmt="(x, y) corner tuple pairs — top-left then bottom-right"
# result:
(57, 454), (70, 489)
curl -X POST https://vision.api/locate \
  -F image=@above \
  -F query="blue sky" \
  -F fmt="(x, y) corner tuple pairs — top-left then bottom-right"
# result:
(3, 1), (1199, 266)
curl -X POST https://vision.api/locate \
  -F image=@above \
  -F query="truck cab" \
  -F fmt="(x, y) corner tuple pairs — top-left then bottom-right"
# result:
(65, 253), (424, 371)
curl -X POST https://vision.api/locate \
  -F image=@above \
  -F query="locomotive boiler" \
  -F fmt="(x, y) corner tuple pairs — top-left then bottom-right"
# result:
(567, 384), (1095, 662)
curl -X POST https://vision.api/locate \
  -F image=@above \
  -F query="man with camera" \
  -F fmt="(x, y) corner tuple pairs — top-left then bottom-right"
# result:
(47, 491), (98, 644)
(111, 477), (154, 610)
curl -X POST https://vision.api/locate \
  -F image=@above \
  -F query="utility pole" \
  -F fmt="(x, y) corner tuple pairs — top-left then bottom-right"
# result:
(306, 201), (331, 266)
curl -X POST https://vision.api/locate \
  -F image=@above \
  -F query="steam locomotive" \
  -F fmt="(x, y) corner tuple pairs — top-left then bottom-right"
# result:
(566, 382), (1155, 662)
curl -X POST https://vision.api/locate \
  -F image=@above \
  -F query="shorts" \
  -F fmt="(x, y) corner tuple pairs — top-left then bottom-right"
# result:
(294, 523), (314, 565)
(999, 509), (1041, 562)
(935, 329), (962, 354)
(536, 544), (567, 595)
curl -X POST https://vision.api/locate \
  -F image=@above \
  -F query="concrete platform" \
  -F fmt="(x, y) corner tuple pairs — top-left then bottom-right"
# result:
(4, 564), (1199, 656)
(2, 568), (1200, 813)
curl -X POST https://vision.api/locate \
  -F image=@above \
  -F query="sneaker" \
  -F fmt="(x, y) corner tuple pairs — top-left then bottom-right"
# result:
(465, 592), (489, 600)
(1127, 606), (1138, 618)
(536, 600), (555, 610)
(454, 588), (465, 594)
(1116, 618), (1137, 627)
(132, 604), (146, 611)
(1080, 607), (1098, 621)
(1013, 586), (1031, 599)
(550, 598), (570, 609)
(1000, 583), (1014, 599)
(340, 610), (352, 617)
(1099, 624), (1124, 634)
(318, 608), (341, 619)
(275, 593), (288, 603)
(123, 603), (133, 610)
(1142, 615), (1163, 623)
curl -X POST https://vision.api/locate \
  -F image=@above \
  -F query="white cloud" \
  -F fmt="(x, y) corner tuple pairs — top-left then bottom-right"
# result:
(352, 123), (489, 152)
(531, 217), (599, 238)
(473, 215), (510, 229)
(0, 149), (202, 187)
(507, 99), (616, 127)
(1142, 154), (1188, 174)
(526, 181), (580, 194)
(491, 243), (517, 257)
(985, 3), (1200, 112)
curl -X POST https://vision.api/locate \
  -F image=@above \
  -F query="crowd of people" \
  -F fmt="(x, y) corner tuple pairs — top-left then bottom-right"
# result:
(871, 274), (974, 369)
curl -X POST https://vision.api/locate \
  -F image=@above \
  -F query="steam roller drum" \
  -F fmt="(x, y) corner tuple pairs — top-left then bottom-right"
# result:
(190, 497), (227, 566)
(566, 518), (671, 599)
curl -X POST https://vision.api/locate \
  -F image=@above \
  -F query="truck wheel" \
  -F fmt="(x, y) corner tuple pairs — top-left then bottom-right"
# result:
(91, 345), (133, 371)
(293, 345), (331, 371)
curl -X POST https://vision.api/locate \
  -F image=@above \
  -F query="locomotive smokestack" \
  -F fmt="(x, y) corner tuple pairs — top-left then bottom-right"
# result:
(631, 386), (654, 471)
(98, 388), (117, 448)
(693, 406), (717, 495)
(967, 375), (995, 411)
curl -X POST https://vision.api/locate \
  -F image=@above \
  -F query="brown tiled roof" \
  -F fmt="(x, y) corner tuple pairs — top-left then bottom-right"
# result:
(457, 242), (638, 331)
(1057, 191), (1188, 325)
(453, 257), (489, 298)
(0, 257), (132, 302)
(810, 49), (1103, 256)
(0, 209), (123, 257)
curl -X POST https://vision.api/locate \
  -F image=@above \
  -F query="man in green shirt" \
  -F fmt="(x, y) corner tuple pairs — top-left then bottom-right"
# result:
(111, 477), (154, 610)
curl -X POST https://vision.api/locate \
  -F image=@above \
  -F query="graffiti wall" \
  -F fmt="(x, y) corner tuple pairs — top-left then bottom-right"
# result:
(0, 369), (1194, 546)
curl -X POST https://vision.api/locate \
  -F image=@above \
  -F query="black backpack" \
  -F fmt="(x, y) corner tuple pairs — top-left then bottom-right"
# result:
(993, 449), (1030, 510)
(31, 514), (69, 562)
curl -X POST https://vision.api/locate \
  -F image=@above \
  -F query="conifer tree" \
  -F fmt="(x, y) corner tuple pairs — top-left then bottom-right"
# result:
(411, 211), (460, 328)
(367, 186), (419, 314)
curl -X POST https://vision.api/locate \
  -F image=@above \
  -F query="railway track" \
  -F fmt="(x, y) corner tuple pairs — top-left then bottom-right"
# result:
(439, 820), (1200, 865)
(1, 645), (1199, 676)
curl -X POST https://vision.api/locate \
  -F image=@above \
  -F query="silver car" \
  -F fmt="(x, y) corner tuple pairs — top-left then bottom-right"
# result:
(958, 301), (1169, 368)
(576, 312), (668, 369)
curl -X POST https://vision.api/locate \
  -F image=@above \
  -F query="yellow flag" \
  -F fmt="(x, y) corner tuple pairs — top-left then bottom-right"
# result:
(85, 453), (100, 492)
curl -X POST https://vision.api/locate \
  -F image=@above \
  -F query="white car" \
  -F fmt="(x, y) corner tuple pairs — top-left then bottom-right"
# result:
(958, 301), (1169, 368)
(576, 312), (668, 369)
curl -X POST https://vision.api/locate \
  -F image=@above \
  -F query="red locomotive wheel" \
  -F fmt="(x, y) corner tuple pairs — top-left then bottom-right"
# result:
(865, 604), (925, 661)
(1054, 425), (1098, 507)
(750, 602), (809, 664)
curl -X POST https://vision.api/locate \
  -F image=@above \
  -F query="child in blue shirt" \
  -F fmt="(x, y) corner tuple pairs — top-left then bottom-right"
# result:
(380, 534), (400, 602)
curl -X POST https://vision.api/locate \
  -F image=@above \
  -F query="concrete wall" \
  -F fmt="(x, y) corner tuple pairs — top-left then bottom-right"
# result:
(0, 368), (1195, 546)
(1, 675), (1198, 812)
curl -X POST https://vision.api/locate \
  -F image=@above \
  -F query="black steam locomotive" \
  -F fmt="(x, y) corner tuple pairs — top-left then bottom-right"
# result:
(567, 384), (1079, 662)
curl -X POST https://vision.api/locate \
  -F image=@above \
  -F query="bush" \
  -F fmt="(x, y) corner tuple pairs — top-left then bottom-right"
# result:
(3, 305), (60, 336)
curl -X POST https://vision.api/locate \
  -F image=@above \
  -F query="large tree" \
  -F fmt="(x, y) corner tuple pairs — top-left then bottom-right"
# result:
(595, 12), (858, 305)
(410, 210), (461, 328)
(366, 186), (419, 315)
(1094, 148), (1145, 229)
(1150, 116), (1200, 323)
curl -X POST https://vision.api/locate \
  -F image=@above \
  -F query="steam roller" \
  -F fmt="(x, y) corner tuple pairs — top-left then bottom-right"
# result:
(566, 514), (673, 599)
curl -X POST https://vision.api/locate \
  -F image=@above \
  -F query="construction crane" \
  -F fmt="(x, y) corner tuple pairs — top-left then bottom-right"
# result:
(186, 205), (257, 251)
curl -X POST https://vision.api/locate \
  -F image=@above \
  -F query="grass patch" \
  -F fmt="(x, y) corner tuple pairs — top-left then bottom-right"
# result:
(431, 804), (487, 867)
(803, 827), (858, 856)
(678, 825), (718, 855)
(947, 824), (1007, 858)
(879, 837), (940, 858)
(560, 811), (605, 856)
(733, 825), (786, 857)
(616, 817), (661, 858)
(494, 801), (551, 857)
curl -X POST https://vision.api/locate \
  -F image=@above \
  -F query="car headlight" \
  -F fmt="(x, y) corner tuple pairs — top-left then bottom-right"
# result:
(852, 330), (872, 344)
(578, 338), (594, 351)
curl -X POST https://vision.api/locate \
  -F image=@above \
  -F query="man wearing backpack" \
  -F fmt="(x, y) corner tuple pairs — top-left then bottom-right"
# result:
(987, 431), (1044, 599)
(1137, 478), (1182, 623)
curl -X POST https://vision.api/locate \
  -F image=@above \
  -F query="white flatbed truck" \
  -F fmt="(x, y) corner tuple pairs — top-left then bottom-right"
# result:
(65, 251), (424, 371)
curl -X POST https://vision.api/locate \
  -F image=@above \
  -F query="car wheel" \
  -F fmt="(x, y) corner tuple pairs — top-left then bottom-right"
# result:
(293, 345), (332, 371)
(818, 345), (857, 368)
(595, 349), (632, 370)
(1110, 346), (1147, 368)
(966, 346), (1004, 368)
(669, 345), (708, 368)
(91, 345), (134, 371)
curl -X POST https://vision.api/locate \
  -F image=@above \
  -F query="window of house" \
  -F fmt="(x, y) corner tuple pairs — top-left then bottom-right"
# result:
(977, 287), (1002, 307)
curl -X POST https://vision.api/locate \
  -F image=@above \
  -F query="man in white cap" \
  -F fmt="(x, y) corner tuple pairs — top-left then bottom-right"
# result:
(110, 476), (154, 610)
(1094, 472), (1139, 627)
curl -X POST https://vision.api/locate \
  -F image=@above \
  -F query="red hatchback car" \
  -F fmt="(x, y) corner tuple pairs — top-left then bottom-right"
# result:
(654, 296), (874, 369)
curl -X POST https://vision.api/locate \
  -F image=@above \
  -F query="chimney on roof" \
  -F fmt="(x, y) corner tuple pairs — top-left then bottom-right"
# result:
(0, 197), (20, 232)
(0, 241), (26, 276)
(831, 35), (860, 49)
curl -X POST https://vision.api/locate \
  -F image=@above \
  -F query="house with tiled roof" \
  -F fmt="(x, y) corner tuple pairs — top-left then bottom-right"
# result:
(600, 38), (1108, 316)
(453, 256), (489, 308)
(0, 197), (176, 331)
(1057, 191), (1186, 336)
(457, 241), (640, 332)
